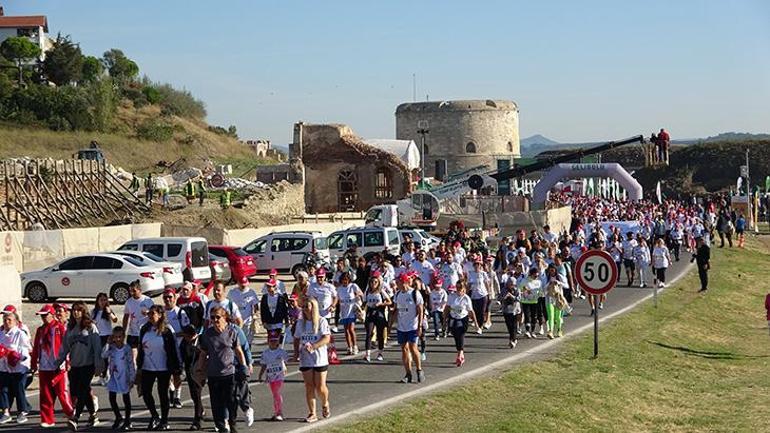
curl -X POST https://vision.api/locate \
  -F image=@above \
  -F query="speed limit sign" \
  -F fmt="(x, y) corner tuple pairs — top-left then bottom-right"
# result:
(575, 250), (618, 296)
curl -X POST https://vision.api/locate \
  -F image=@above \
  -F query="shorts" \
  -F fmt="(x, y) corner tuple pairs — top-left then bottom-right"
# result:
(299, 366), (329, 372)
(339, 317), (356, 326)
(623, 259), (635, 270)
(127, 335), (140, 348)
(397, 330), (418, 345)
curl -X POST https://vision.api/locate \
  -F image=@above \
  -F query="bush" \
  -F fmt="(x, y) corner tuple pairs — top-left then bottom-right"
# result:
(136, 119), (174, 141)
(142, 85), (162, 104)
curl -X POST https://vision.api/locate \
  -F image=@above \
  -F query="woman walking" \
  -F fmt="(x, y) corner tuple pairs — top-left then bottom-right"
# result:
(651, 238), (672, 288)
(293, 298), (331, 423)
(136, 305), (181, 431)
(363, 272), (391, 362)
(0, 309), (32, 424)
(467, 259), (490, 334)
(56, 301), (103, 430)
(634, 236), (651, 288)
(444, 281), (478, 367)
(92, 293), (117, 386)
(335, 272), (363, 355)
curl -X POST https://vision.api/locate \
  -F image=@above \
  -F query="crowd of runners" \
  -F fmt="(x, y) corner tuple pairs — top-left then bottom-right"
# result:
(0, 192), (730, 431)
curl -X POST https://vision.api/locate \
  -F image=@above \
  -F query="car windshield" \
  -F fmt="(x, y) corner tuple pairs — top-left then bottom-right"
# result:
(233, 248), (249, 256)
(123, 256), (147, 267)
(314, 237), (328, 249)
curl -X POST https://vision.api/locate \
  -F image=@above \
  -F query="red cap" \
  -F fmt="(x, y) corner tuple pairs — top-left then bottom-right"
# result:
(269, 268), (278, 275)
(2, 305), (16, 314)
(53, 303), (70, 311)
(163, 288), (176, 297)
(266, 278), (277, 287)
(433, 278), (444, 286)
(239, 276), (249, 285)
(398, 273), (412, 283)
(35, 304), (55, 315)
(371, 270), (381, 278)
(453, 241), (461, 247)
(316, 268), (326, 277)
(447, 284), (457, 292)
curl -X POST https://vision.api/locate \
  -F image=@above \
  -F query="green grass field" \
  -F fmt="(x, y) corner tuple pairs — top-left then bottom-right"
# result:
(331, 238), (770, 433)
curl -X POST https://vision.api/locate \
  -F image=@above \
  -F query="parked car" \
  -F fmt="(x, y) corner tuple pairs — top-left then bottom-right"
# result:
(243, 231), (329, 276)
(399, 228), (441, 250)
(20, 254), (165, 304)
(208, 246), (257, 281)
(208, 253), (232, 283)
(108, 251), (184, 288)
(118, 237), (211, 282)
(327, 226), (401, 260)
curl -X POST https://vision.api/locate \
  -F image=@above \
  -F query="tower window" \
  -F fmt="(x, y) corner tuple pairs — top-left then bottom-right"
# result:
(507, 141), (514, 153)
(465, 142), (477, 153)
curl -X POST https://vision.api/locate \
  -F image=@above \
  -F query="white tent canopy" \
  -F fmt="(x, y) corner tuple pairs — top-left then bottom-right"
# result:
(363, 139), (421, 171)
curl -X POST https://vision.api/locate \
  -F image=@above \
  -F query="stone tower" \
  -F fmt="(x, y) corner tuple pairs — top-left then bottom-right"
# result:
(395, 99), (520, 179)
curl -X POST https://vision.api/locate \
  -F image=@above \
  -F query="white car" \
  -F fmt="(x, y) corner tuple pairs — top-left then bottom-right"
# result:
(109, 251), (184, 288)
(400, 228), (441, 250)
(20, 254), (165, 304)
(243, 231), (330, 276)
(118, 237), (211, 282)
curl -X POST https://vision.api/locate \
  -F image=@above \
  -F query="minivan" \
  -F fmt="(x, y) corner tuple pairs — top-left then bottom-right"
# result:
(327, 226), (401, 260)
(118, 237), (211, 282)
(243, 231), (329, 276)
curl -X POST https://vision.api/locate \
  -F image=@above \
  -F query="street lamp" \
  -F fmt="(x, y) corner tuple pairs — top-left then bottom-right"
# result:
(417, 121), (429, 184)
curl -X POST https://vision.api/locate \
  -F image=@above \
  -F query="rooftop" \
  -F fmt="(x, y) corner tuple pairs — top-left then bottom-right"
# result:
(396, 99), (518, 114)
(0, 15), (48, 32)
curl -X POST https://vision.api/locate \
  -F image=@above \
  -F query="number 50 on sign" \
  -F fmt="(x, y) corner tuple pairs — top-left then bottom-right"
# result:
(575, 250), (618, 296)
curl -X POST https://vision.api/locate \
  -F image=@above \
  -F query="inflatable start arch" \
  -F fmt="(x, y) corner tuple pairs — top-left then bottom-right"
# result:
(531, 163), (643, 209)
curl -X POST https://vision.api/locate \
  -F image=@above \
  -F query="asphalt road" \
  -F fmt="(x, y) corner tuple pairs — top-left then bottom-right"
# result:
(9, 259), (693, 432)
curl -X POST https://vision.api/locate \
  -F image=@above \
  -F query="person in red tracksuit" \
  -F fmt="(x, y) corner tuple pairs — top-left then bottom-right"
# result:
(765, 293), (770, 336)
(30, 304), (74, 428)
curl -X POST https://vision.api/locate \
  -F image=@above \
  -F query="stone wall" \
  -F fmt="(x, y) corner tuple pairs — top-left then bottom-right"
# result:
(396, 100), (520, 178)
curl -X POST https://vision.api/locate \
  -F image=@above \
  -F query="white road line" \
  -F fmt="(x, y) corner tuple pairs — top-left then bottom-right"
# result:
(287, 263), (694, 432)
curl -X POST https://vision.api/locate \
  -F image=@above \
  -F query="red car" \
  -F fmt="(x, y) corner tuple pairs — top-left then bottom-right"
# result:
(208, 245), (257, 281)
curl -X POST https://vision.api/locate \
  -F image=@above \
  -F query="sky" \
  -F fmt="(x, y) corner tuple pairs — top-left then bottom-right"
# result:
(6, 0), (770, 144)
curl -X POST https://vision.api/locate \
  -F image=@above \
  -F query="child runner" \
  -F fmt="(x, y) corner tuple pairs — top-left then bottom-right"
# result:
(257, 330), (288, 421)
(92, 293), (118, 386)
(101, 326), (135, 431)
(429, 277), (448, 340)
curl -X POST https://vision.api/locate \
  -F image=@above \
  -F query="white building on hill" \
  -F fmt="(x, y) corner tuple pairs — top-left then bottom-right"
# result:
(0, 6), (52, 61)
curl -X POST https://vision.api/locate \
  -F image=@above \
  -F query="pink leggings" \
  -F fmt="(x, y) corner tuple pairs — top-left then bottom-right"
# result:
(269, 380), (284, 415)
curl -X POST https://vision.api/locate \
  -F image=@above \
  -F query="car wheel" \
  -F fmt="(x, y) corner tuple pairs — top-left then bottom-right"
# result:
(26, 282), (48, 303)
(291, 264), (306, 279)
(110, 283), (130, 304)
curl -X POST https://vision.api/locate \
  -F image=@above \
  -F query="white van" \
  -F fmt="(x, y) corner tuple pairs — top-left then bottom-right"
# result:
(327, 226), (401, 260)
(243, 231), (329, 276)
(118, 237), (211, 282)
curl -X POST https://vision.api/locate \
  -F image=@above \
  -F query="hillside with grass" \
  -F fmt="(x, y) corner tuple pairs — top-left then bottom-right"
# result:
(0, 35), (269, 175)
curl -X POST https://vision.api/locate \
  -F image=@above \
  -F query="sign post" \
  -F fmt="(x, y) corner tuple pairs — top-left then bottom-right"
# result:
(575, 250), (618, 358)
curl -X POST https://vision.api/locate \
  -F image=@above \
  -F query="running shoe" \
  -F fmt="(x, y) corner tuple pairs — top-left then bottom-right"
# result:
(547, 332), (554, 339)
(1, 414), (15, 424)
(538, 327), (546, 336)
(599, 302), (604, 310)
(364, 351), (371, 362)
(434, 335), (440, 341)
(376, 353), (384, 361)
(557, 330), (563, 337)
(112, 417), (124, 430)
(476, 327), (483, 335)
(400, 372), (413, 383)
(16, 413), (28, 424)
(353, 346), (359, 355)
(245, 407), (254, 426)
(416, 369), (425, 383)
(331, 326), (339, 333)
(173, 398), (183, 409)
(87, 415), (99, 428)
(483, 322), (491, 330)
(512, 340), (518, 348)
(67, 418), (77, 431)
(525, 331), (532, 339)
(508, 340), (514, 348)
(421, 352), (426, 361)
(274, 414), (284, 422)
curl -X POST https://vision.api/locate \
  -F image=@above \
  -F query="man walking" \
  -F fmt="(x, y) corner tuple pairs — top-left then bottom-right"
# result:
(692, 236), (710, 292)
(393, 274), (425, 384)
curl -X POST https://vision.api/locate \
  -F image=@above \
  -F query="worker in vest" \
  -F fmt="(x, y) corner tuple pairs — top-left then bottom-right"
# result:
(185, 179), (196, 204)
(219, 189), (231, 209)
(144, 173), (154, 205)
(197, 179), (206, 207)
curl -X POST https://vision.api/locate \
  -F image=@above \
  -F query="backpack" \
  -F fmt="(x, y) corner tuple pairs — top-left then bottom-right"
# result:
(180, 301), (204, 332)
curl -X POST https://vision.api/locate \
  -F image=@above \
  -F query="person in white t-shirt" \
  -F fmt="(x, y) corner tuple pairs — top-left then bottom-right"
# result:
(651, 238), (672, 288)
(257, 331), (288, 422)
(162, 289), (188, 409)
(335, 272), (363, 355)
(261, 269), (286, 295)
(443, 281), (478, 367)
(204, 282), (243, 328)
(307, 269), (337, 322)
(122, 281), (155, 355)
(428, 279), (447, 340)
(622, 232), (638, 286)
(410, 250), (435, 286)
(467, 260), (490, 334)
(229, 276), (260, 343)
(293, 299), (331, 423)
(92, 292), (118, 386)
(392, 274), (425, 384)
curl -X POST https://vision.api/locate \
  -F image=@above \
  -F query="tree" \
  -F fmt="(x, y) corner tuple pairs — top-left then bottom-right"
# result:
(101, 48), (138, 83)
(81, 56), (103, 82)
(0, 37), (41, 85)
(42, 34), (83, 86)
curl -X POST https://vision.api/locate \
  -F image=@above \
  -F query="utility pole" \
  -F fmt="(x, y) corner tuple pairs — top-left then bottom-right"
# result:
(746, 148), (752, 230)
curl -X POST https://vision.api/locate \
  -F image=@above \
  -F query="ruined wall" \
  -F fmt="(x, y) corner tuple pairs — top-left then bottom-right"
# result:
(299, 124), (411, 213)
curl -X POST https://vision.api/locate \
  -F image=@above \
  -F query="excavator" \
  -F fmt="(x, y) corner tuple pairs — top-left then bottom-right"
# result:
(365, 135), (644, 228)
